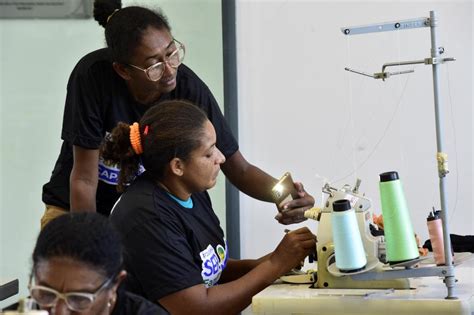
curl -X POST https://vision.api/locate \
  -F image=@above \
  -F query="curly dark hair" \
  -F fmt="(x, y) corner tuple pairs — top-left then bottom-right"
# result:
(100, 100), (208, 192)
(93, 0), (171, 64)
(32, 213), (123, 279)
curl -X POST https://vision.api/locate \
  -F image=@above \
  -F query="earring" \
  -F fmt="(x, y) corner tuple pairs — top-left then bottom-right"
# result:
(108, 298), (116, 308)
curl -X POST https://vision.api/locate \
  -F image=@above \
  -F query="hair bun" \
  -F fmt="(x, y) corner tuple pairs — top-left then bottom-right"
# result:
(93, 0), (122, 28)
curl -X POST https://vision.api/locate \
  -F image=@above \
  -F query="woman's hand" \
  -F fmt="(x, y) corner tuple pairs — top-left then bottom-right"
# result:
(275, 182), (315, 225)
(269, 227), (316, 276)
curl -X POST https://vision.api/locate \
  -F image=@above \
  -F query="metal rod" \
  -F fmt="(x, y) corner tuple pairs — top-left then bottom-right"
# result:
(344, 67), (375, 78)
(386, 69), (414, 76)
(341, 17), (429, 35)
(429, 10), (456, 299)
(351, 264), (453, 281)
(382, 59), (425, 73)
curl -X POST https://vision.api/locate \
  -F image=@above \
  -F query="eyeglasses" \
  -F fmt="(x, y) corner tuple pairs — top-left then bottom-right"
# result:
(128, 39), (185, 82)
(28, 276), (113, 312)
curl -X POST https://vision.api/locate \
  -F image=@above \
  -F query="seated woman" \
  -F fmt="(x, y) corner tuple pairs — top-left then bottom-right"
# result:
(102, 100), (316, 314)
(30, 212), (160, 314)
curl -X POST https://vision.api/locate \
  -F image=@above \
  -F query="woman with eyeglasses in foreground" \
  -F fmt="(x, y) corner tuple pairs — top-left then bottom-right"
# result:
(40, 0), (314, 228)
(30, 212), (160, 314)
(104, 100), (316, 314)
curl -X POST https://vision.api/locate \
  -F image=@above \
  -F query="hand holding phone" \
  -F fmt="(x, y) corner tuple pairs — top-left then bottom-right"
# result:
(272, 172), (299, 210)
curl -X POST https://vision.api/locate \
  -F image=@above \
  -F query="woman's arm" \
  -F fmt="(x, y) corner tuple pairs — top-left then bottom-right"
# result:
(221, 150), (277, 201)
(70, 145), (99, 212)
(159, 227), (316, 315)
(218, 254), (271, 283)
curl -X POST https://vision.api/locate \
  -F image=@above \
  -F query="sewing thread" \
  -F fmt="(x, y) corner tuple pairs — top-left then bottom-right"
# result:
(331, 199), (367, 272)
(427, 209), (453, 265)
(379, 171), (419, 264)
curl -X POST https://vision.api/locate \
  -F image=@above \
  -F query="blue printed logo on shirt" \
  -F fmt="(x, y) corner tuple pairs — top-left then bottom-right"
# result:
(98, 132), (145, 185)
(98, 159), (145, 185)
(200, 240), (228, 287)
(98, 158), (120, 185)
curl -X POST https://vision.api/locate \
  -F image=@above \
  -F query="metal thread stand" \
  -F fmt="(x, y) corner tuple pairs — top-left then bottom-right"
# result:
(341, 11), (457, 299)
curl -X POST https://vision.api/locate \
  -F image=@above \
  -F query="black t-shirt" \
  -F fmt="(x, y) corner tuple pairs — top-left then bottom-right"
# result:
(110, 174), (228, 309)
(111, 289), (162, 315)
(42, 48), (238, 215)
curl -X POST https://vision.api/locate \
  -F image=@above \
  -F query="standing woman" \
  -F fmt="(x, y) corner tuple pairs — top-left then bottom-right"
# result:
(30, 212), (160, 314)
(40, 0), (314, 227)
(104, 100), (316, 314)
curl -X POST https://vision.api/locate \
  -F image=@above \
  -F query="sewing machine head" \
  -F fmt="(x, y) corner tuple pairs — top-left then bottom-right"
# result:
(307, 179), (410, 289)
(317, 180), (384, 264)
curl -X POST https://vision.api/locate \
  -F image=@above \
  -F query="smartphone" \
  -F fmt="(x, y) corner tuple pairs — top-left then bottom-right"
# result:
(272, 172), (299, 209)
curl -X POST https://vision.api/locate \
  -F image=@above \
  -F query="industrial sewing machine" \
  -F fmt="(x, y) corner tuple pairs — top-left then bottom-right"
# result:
(258, 178), (472, 314)
(283, 177), (472, 293)
(299, 179), (411, 289)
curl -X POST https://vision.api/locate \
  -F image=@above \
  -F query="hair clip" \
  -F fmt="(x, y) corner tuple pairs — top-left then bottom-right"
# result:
(129, 122), (144, 155)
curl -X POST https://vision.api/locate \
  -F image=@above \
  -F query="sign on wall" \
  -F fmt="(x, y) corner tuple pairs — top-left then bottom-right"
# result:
(0, 0), (92, 18)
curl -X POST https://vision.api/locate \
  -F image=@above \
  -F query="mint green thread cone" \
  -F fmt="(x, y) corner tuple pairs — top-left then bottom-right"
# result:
(332, 199), (367, 272)
(379, 171), (419, 264)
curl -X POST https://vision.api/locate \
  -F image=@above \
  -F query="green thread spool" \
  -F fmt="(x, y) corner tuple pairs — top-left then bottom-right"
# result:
(379, 171), (419, 264)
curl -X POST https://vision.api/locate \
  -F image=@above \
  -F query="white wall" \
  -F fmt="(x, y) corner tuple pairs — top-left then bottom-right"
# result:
(237, 1), (473, 259)
(0, 0), (224, 308)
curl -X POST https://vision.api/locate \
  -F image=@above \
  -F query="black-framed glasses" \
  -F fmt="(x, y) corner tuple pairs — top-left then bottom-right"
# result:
(28, 276), (113, 312)
(128, 38), (185, 82)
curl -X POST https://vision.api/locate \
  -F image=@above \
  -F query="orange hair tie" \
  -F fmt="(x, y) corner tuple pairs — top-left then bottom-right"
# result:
(129, 122), (143, 155)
